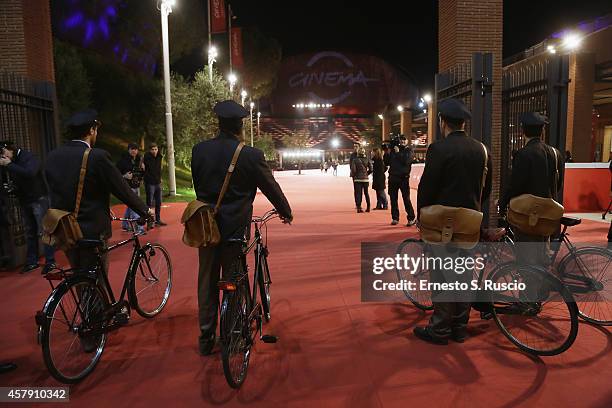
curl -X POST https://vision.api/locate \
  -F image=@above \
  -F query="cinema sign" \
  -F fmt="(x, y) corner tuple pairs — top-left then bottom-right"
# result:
(270, 51), (416, 115)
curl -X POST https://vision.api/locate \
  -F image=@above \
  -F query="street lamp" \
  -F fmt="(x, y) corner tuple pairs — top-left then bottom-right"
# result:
(331, 138), (340, 148)
(257, 111), (261, 136)
(423, 93), (432, 103)
(377, 114), (384, 120)
(249, 101), (255, 147)
(160, 0), (177, 196)
(397, 105), (404, 112)
(547, 45), (556, 54)
(241, 89), (248, 106)
(207, 46), (218, 82)
(562, 32), (582, 51)
(228, 73), (237, 93)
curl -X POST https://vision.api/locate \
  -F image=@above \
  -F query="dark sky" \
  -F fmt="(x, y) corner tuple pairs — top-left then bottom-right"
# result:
(228, 0), (612, 91)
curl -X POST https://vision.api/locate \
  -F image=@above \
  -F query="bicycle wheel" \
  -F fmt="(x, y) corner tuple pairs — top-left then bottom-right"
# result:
(395, 238), (433, 310)
(557, 247), (612, 325)
(130, 244), (172, 318)
(490, 262), (579, 356)
(220, 261), (252, 389)
(40, 277), (109, 383)
(258, 251), (272, 322)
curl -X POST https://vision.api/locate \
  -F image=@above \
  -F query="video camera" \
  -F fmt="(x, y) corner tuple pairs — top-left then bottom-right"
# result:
(388, 133), (406, 149)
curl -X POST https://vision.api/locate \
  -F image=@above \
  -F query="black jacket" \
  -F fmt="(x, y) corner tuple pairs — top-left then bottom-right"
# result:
(45, 141), (149, 240)
(371, 157), (387, 190)
(417, 131), (493, 214)
(116, 153), (143, 189)
(191, 132), (292, 241)
(143, 152), (163, 185)
(386, 147), (413, 177)
(499, 138), (563, 210)
(5, 149), (47, 204)
(350, 156), (371, 182)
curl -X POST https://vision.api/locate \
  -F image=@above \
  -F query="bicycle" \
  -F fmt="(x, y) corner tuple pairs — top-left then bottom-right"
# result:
(218, 209), (286, 388)
(35, 215), (172, 383)
(396, 225), (579, 356)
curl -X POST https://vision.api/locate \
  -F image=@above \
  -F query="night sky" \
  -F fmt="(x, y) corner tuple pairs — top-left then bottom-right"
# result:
(227, 0), (612, 91)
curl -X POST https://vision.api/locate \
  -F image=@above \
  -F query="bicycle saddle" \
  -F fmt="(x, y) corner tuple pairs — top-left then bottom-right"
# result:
(76, 239), (105, 249)
(560, 217), (581, 227)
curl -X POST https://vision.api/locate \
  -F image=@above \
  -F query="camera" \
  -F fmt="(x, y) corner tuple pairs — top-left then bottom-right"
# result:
(388, 133), (406, 149)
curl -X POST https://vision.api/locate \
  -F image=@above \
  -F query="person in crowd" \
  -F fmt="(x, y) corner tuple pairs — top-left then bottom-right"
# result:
(116, 143), (145, 233)
(349, 143), (360, 166)
(415, 99), (493, 345)
(45, 110), (152, 274)
(332, 160), (338, 176)
(0, 141), (56, 274)
(143, 143), (166, 229)
(385, 136), (416, 226)
(0, 362), (16, 374)
(320, 161), (324, 172)
(191, 100), (293, 356)
(371, 148), (388, 210)
(323, 161), (329, 173)
(499, 112), (563, 263)
(350, 147), (372, 213)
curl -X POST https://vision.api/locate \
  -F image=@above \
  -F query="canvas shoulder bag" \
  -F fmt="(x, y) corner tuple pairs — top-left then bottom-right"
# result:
(42, 148), (91, 251)
(507, 146), (564, 237)
(419, 142), (488, 249)
(181, 142), (245, 248)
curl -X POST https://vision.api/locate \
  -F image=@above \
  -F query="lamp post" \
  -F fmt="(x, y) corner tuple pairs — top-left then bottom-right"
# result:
(249, 101), (255, 147)
(160, 0), (177, 196)
(241, 89), (247, 106)
(423, 93), (434, 145)
(207, 46), (217, 82)
(228, 73), (237, 94)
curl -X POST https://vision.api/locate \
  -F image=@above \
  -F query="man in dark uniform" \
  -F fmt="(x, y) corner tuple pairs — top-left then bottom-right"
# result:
(192, 100), (293, 355)
(143, 143), (166, 228)
(0, 141), (56, 273)
(498, 112), (563, 263)
(415, 99), (493, 345)
(385, 135), (416, 226)
(44, 110), (152, 272)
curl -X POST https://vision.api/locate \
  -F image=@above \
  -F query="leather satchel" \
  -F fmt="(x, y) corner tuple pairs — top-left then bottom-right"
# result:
(181, 142), (244, 248)
(42, 148), (91, 251)
(508, 147), (563, 237)
(419, 143), (488, 249)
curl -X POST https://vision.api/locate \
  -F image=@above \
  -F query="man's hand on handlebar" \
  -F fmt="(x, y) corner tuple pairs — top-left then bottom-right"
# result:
(136, 209), (155, 226)
(281, 215), (293, 225)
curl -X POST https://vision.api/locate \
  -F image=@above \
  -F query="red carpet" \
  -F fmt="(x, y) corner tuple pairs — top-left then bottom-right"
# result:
(1, 168), (611, 407)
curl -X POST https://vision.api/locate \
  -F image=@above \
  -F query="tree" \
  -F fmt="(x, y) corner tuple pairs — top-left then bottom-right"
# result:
(150, 67), (231, 167)
(53, 40), (92, 127)
(254, 132), (276, 161)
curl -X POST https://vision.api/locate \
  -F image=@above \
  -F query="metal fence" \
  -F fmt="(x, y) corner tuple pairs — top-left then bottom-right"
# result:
(501, 55), (569, 195)
(0, 70), (58, 269)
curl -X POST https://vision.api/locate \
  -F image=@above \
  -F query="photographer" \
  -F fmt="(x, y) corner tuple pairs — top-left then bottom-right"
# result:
(385, 135), (416, 226)
(116, 143), (145, 233)
(0, 141), (56, 274)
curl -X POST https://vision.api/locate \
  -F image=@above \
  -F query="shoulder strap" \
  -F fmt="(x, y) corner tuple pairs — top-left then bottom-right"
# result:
(73, 148), (91, 217)
(479, 142), (488, 207)
(214, 142), (245, 213)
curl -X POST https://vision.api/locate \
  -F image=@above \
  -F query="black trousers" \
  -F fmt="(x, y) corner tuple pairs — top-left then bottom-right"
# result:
(428, 246), (472, 338)
(388, 175), (415, 221)
(608, 222), (612, 241)
(197, 242), (243, 337)
(65, 240), (109, 275)
(145, 183), (162, 222)
(353, 182), (370, 209)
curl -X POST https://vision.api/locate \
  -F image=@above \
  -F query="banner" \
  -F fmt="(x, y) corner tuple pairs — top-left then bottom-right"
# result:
(231, 27), (244, 68)
(210, 0), (226, 34)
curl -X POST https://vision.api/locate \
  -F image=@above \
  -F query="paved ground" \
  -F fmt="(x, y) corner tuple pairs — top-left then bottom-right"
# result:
(1, 167), (611, 407)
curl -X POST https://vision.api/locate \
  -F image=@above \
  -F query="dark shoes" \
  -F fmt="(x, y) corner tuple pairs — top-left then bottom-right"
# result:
(42, 263), (57, 275)
(452, 329), (468, 343)
(199, 333), (216, 356)
(0, 362), (17, 374)
(357, 208), (364, 213)
(155, 221), (167, 226)
(21, 263), (40, 274)
(413, 326), (448, 345)
(391, 219), (399, 225)
(365, 207), (371, 213)
(407, 219), (417, 227)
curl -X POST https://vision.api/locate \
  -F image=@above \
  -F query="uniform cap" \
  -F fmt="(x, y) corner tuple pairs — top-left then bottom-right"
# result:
(520, 112), (549, 126)
(213, 100), (249, 119)
(438, 98), (471, 120)
(65, 109), (100, 128)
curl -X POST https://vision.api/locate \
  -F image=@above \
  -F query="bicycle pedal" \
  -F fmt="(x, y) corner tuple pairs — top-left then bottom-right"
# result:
(261, 335), (278, 344)
(480, 311), (493, 320)
(113, 312), (130, 326)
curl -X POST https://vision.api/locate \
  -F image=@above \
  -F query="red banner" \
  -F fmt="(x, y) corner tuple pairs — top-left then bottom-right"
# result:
(231, 27), (244, 68)
(210, 0), (226, 34)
